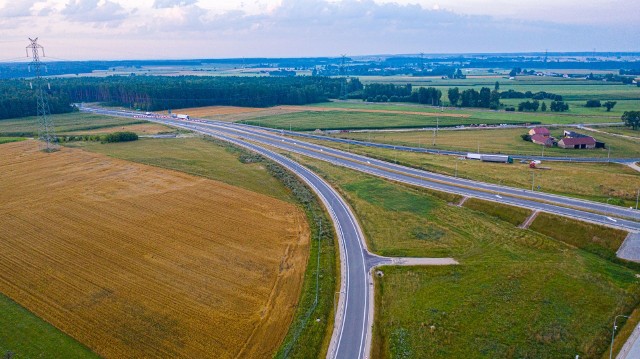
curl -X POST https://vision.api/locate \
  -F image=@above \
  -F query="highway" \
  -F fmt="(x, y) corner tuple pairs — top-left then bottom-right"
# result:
(81, 106), (640, 358)
(81, 107), (640, 230)
(261, 127), (640, 164)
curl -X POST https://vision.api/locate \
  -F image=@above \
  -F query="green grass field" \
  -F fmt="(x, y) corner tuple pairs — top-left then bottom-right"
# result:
(286, 153), (640, 359)
(0, 293), (97, 359)
(331, 126), (640, 158)
(302, 138), (640, 206)
(0, 112), (148, 137)
(0, 137), (26, 144)
(244, 110), (530, 131)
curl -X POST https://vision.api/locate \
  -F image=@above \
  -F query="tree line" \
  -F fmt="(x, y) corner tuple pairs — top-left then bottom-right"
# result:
(0, 79), (76, 120)
(0, 76), (364, 119)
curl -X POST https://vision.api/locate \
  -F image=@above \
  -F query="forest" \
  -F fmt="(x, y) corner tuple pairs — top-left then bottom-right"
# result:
(0, 76), (362, 119)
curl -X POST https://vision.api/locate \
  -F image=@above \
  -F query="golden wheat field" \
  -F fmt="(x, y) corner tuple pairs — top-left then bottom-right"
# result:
(0, 140), (309, 358)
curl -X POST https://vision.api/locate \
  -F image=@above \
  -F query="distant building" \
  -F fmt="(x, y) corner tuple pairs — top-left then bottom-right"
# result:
(531, 134), (553, 147)
(558, 136), (596, 149)
(529, 127), (550, 137)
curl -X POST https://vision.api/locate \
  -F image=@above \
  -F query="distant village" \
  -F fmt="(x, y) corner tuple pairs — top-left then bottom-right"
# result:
(524, 127), (605, 149)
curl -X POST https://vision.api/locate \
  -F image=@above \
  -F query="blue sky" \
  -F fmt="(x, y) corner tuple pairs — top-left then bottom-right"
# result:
(0, 0), (637, 60)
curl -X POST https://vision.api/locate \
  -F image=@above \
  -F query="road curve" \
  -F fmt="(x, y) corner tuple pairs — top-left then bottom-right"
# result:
(80, 106), (464, 358)
(80, 107), (640, 231)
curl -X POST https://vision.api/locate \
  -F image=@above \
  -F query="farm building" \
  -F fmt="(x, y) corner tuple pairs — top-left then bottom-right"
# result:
(558, 136), (596, 149)
(529, 127), (550, 137)
(531, 134), (553, 147)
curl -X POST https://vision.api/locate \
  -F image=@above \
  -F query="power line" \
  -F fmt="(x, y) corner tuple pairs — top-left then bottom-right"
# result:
(26, 37), (58, 152)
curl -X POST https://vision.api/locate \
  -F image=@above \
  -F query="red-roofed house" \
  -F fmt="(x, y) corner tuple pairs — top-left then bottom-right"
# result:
(528, 127), (550, 137)
(531, 134), (553, 147)
(558, 136), (596, 149)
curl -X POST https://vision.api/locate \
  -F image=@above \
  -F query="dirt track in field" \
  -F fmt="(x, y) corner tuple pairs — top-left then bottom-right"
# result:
(0, 140), (309, 358)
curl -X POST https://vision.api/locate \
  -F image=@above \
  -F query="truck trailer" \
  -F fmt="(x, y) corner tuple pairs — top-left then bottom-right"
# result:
(480, 154), (513, 164)
(176, 114), (190, 120)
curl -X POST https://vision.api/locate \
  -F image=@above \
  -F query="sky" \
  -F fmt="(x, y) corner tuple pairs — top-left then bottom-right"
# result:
(0, 0), (638, 60)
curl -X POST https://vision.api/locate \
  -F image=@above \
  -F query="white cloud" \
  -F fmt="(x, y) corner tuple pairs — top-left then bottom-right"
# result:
(0, 0), (37, 17)
(61, 0), (131, 24)
(153, 0), (198, 9)
(0, 0), (637, 59)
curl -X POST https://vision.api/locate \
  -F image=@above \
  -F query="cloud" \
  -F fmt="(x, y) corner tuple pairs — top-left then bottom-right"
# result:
(0, 0), (37, 17)
(61, 0), (131, 24)
(153, 0), (198, 9)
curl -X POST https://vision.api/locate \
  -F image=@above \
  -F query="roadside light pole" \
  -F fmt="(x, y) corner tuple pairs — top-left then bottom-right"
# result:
(531, 171), (535, 191)
(636, 189), (639, 210)
(610, 315), (630, 359)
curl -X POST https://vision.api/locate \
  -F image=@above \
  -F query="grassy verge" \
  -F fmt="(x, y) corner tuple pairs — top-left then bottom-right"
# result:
(282, 151), (640, 358)
(301, 139), (640, 207)
(0, 293), (97, 358)
(266, 159), (338, 359)
(331, 126), (640, 159)
(0, 137), (26, 144)
(529, 213), (639, 270)
(462, 198), (532, 226)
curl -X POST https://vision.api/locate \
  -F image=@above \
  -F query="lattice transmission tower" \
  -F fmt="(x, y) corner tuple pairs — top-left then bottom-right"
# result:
(26, 38), (58, 152)
(339, 54), (347, 100)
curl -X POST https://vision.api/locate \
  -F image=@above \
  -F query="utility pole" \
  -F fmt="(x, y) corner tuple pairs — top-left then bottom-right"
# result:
(610, 315), (630, 359)
(607, 146), (611, 163)
(636, 189), (639, 210)
(26, 38), (58, 152)
(455, 159), (458, 177)
(531, 171), (535, 191)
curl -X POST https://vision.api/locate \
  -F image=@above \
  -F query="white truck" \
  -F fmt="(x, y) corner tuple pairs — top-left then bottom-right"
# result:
(176, 114), (190, 120)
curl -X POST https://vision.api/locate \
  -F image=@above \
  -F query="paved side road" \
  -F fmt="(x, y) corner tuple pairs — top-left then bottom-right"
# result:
(156, 124), (458, 359)
(617, 321), (640, 359)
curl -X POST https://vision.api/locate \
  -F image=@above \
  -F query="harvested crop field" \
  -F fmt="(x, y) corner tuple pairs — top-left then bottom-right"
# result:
(61, 122), (172, 135)
(163, 106), (300, 122)
(0, 140), (309, 358)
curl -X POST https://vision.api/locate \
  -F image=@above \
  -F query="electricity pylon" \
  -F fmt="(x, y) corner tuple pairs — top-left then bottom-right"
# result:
(26, 38), (58, 152)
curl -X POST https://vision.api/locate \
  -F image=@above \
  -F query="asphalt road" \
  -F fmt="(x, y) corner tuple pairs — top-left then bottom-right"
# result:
(81, 107), (640, 358)
(265, 127), (640, 164)
(81, 107), (640, 230)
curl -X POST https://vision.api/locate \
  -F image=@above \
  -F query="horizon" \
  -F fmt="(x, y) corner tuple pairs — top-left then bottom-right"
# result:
(1, 0), (638, 61)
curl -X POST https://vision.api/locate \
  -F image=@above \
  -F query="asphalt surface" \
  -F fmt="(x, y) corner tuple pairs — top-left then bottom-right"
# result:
(265, 127), (640, 164)
(81, 107), (640, 358)
(81, 107), (640, 231)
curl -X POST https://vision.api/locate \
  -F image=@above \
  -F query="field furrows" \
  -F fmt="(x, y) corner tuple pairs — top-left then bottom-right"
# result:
(0, 140), (309, 358)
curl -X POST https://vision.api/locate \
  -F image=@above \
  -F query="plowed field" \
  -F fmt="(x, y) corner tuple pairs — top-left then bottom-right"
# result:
(0, 141), (309, 358)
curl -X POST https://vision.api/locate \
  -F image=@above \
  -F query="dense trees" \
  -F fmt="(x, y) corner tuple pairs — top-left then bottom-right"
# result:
(622, 111), (640, 130)
(448, 87), (460, 106)
(550, 101), (569, 112)
(518, 100), (540, 112)
(0, 80), (76, 120)
(585, 100), (601, 107)
(0, 76), (363, 119)
(604, 101), (617, 112)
